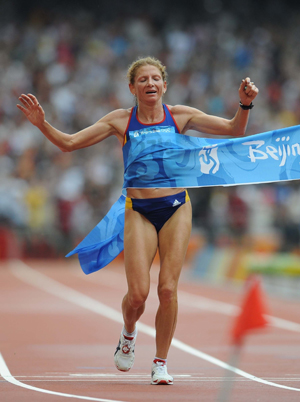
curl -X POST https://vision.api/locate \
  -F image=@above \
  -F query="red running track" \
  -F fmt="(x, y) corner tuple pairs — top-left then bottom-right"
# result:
(0, 259), (300, 402)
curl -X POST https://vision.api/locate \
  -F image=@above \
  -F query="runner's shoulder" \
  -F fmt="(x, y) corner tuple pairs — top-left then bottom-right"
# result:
(99, 107), (132, 124)
(167, 104), (200, 118)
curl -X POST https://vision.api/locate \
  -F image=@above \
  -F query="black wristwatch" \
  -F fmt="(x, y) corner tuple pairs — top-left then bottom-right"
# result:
(239, 101), (254, 110)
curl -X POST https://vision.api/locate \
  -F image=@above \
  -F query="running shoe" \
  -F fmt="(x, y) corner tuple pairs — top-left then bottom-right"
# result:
(114, 331), (137, 372)
(151, 359), (173, 385)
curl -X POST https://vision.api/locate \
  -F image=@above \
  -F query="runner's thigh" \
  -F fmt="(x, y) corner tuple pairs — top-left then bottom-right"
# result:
(158, 201), (192, 285)
(124, 208), (158, 295)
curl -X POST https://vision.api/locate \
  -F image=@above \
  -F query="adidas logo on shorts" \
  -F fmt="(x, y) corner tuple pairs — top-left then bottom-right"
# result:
(172, 199), (181, 207)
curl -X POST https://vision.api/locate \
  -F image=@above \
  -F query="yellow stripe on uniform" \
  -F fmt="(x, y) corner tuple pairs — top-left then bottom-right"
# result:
(125, 197), (133, 209)
(185, 190), (190, 203)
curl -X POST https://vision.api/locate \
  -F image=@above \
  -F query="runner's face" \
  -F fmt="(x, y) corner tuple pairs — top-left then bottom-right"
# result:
(129, 65), (167, 104)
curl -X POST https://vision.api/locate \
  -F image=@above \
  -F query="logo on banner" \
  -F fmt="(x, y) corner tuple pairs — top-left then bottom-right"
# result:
(243, 136), (300, 167)
(199, 145), (220, 174)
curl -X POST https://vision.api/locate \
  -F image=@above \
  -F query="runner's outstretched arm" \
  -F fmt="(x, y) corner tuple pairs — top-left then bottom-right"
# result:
(174, 77), (259, 137)
(17, 93), (124, 151)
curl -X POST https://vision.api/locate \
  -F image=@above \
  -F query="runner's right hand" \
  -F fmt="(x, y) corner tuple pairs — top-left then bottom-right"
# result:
(17, 94), (45, 127)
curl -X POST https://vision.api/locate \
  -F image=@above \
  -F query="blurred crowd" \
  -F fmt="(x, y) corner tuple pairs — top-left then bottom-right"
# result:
(1, 6), (300, 258)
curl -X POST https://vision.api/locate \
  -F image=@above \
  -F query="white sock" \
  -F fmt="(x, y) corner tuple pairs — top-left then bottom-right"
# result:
(122, 326), (137, 338)
(153, 357), (167, 365)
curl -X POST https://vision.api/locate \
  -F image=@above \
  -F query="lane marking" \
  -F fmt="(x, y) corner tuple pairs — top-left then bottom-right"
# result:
(0, 354), (126, 402)
(2, 378), (300, 383)
(70, 374), (191, 378)
(11, 374), (300, 382)
(83, 269), (300, 333)
(9, 261), (300, 392)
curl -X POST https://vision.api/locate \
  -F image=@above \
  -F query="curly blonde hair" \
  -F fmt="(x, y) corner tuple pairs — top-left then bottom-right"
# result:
(127, 56), (168, 85)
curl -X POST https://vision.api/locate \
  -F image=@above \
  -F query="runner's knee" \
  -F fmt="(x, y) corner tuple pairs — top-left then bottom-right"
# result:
(157, 283), (177, 305)
(127, 290), (148, 309)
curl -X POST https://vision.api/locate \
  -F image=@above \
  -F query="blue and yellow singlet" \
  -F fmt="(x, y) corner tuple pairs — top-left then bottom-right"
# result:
(123, 104), (180, 146)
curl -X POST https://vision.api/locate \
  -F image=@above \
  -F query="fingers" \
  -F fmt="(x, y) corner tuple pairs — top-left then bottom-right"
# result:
(19, 94), (34, 107)
(243, 78), (258, 93)
(27, 93), (40, 106)
(246, 84), (258, 97)
(16, 104), (29, 115)
(240, 77), (249, 90)
(239, 77), (259, 102)
(17, 93), (45, 126)
(242, 77), (251, 89)
(18, 96), (30, 108)
(247, 87), (259, 98)
(18, 94), (41, 109)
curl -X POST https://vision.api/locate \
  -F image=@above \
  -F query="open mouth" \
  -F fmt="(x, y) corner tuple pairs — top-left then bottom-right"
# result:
(146, 90), (157, 94)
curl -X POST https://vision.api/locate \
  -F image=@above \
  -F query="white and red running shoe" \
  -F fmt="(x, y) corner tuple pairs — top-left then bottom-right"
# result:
(151, 359), (173, 385)
(114, 331), (137, 372)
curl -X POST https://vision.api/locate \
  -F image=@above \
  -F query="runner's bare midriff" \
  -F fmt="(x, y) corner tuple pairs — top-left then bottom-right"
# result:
(126, 188), (185, 199)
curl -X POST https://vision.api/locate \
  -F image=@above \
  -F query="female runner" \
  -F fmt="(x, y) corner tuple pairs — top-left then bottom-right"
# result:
(17, 56), (259, 385)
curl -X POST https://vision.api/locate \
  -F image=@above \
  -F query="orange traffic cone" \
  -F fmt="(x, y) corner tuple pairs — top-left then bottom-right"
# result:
(231, 276), (269, 345)
(218, 276), (270, 402)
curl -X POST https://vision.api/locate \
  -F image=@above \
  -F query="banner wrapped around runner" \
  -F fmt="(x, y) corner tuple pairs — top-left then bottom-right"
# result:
(67, 125), (300, 274)
(123, 125), (300, 188)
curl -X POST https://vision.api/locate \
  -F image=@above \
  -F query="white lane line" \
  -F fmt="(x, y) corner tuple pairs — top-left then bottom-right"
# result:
(9, 261), (300, 392)
(266, 316), (300, 333)
(12, 374), (300, 382)
(3, 378), (300, 383)
(70, 374), (191, 378)
(0, 353), (126, 402)
(87, 269), (300, 333)
(4, 373), (189, 381)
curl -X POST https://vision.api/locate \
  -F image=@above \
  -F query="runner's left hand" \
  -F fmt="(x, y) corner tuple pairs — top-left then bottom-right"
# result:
(239, 78), (259, 106)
